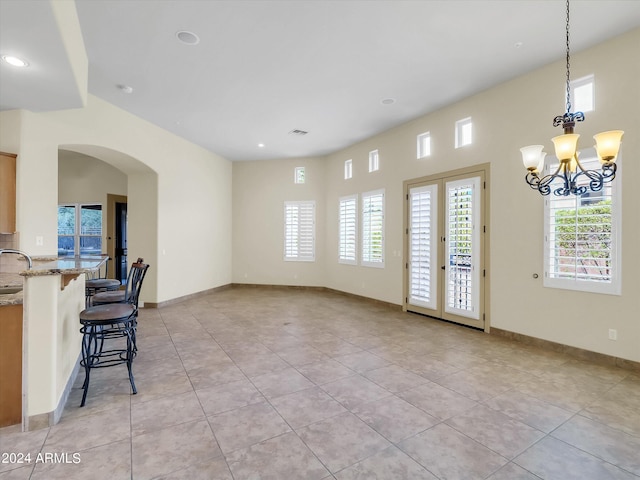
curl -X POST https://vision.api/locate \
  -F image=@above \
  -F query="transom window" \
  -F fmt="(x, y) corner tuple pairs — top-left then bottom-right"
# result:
(417, 132), (431, 158)
(368, 150), (379, 173)
(455, 117), (473, 148)
(569, 74), (594, 113)
(344, 159), (353, 180)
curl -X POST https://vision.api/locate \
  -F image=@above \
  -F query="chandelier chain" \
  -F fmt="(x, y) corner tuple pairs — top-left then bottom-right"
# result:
(565, 0), (572, 114)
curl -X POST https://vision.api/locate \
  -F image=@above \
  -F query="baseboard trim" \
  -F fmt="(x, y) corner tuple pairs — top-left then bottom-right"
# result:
(230, 283), (402, 311)
(491, 327), (640, 373)
(144, 284), (233, 308)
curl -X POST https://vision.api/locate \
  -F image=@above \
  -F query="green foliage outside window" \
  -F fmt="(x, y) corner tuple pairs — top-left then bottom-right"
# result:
(554, 200), (612, 280)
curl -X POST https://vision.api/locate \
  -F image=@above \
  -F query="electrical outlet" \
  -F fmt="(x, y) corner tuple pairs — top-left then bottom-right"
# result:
(608, 329), (617, 341)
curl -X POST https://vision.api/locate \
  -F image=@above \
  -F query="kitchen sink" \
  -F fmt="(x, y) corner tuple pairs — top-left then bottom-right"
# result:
(0, 286), (22, 295)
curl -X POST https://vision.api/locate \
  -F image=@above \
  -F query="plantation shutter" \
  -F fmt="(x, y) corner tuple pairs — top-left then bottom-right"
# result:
(444, 177), (480, 319)
(408, 184), (438, 309)
(284, 201), (315, 261)
(339, 195), (357, 264)
(362, 189), (385, 267)
(544, 152), (618, 294)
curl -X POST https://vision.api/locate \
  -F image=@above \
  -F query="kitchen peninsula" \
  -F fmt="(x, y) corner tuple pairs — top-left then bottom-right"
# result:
(0, 255), (108, 430)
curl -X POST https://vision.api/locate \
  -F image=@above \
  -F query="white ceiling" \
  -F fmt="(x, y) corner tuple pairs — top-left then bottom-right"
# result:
(1, 1), (639, 161)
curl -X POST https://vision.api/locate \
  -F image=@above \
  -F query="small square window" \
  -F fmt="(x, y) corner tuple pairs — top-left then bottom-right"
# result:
(368, 150), (379, 172)
(344, 159), (353, 179)
(294, 166), (305, 184)
(570, 74), (594, 113)
(417, 132), (431, 158)
(455, 117), (472, 148)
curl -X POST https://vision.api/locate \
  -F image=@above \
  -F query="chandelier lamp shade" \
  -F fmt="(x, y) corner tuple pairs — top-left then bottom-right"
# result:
(520, 0), (623, 197)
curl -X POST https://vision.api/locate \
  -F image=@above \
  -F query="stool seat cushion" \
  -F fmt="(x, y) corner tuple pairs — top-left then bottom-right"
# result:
(80, 303), (135, 324)
(86, 278), (121, 290)
(92, 290), (126, 304)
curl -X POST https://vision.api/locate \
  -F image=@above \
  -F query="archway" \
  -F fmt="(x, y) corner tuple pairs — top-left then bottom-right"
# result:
(58, 144), (158, 303)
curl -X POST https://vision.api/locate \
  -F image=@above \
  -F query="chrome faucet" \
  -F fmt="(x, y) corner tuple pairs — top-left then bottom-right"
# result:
(0, 249), (33, 269)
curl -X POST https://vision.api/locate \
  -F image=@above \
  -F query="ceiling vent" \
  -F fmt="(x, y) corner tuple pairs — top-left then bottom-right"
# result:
(289, 129), (308, 136)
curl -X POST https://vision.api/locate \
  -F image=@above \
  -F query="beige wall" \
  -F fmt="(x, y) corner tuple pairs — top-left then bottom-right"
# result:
(232, 157), (326, 286)
(232, 28), (640, 362)
(58, 150), (127, 204)
(0, 95), (233, 303)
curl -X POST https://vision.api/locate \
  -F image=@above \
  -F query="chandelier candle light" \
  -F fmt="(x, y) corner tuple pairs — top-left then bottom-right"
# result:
(520, 0), (623, 197)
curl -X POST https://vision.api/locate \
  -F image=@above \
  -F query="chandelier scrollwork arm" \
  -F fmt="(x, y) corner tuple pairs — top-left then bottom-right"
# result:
(519, 0), (623, 198)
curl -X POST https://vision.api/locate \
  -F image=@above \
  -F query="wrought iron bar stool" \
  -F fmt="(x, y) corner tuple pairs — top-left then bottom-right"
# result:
(91, 258), (144, 306)
(78, 260), (149, 407)
(85, 257), (121, 306)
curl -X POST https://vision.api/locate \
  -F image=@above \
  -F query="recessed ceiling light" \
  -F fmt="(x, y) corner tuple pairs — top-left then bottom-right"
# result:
(176, 31), (200, 45)
(1, 55), (29, 67)
(117, 84), (134, 94)
(258, 143), (265, 148)
(381, 98), (396, 105)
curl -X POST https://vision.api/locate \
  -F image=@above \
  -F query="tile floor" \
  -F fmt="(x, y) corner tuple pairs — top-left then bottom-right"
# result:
(1, 287), (639, 480)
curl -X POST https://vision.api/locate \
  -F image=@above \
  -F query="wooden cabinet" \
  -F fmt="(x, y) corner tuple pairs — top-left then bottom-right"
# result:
(0, 152), (17, 233)
(0, 304), (23, 427)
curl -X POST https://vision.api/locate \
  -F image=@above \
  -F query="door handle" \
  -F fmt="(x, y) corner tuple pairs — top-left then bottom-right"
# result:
(441, 266), (446, 270)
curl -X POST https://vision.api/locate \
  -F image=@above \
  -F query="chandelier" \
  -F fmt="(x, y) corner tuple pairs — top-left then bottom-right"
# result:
(520, 0), (623, 197)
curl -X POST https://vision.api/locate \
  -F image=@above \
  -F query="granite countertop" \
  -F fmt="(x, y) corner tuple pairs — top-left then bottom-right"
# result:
(20, 255), (108, 277)
(0, 273), (24, 306)
(1, 255), (107, 306)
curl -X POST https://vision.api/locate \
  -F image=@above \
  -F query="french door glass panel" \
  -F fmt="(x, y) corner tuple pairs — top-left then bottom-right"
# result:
(444, 177), (481, 320)
(408, 184), (438, 310)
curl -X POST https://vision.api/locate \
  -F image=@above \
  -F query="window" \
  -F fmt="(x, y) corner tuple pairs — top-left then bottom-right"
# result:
(294, 167), (305, 184)
(344, 159), (353, 180)
(339, 195), (357, 265)
(368, 150), (379, 172)
(455, 117), (473, 148)
(58, 204), (102, 256)
(417, 132), (431, 158)
(362, 189), (384, 267)
(544, 149), (620, 295)
(284, 201), (315, 261)
(569, 74), (594, 113)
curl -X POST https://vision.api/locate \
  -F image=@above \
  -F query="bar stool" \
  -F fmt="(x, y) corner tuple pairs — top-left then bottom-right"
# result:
(91, 258), (144, 306)
(78, 260), (149, 407)
(85, 257), (120, 306)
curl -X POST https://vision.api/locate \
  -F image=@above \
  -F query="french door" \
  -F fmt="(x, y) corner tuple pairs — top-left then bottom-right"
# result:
(404, 167), (487, 330)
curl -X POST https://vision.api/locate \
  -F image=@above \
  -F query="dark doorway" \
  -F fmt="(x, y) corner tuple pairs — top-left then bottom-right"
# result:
(115, 202), (128, 284)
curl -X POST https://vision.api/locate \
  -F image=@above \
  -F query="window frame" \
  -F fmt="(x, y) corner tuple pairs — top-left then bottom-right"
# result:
(283, 200), (316, 262)
(368, 150), (379, 173)
(344, 159), (353, 180)
(294, 166), (305, 184)
(417, 131), (431, 159)
(57, 203), (103, 257)
(569, 74), (595, 113)
(455, 117), (473, 148)
(361, 188), (385, 268)
(338, 194), (358, 265)
(543, 148), (621, 295)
